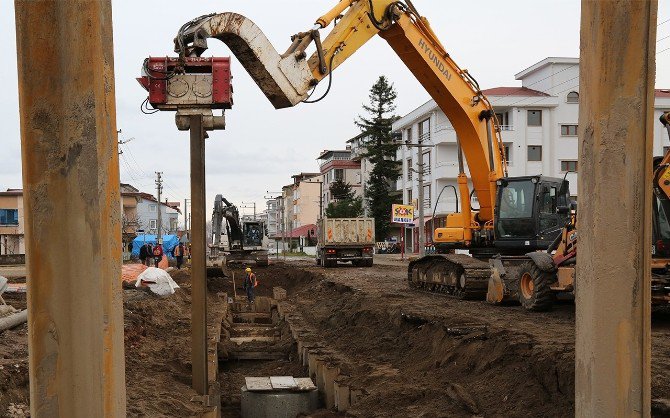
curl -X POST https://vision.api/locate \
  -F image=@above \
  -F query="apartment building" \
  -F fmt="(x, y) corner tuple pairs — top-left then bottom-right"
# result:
(0, 189), (24, 255)
(347, 133), (374, 215)
(120, 184), (181, 240)
(394, 56), (670, 252)
(318, 148), (362, 215)
(264, 197), (281, 238)
(281, 173), (321, 233)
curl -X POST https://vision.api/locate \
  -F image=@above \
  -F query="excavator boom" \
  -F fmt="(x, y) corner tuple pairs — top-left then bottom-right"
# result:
(174, 0), (505, 243)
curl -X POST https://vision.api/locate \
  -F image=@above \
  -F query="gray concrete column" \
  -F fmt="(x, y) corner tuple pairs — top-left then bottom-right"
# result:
(576, 1), (656, 416)
(14, 1), (126, 416)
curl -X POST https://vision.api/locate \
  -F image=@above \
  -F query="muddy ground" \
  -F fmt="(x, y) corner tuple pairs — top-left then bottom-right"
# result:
(2, 261), (670, 417)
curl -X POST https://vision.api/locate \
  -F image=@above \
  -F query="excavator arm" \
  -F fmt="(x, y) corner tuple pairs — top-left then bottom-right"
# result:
(211, 194), (243, 247)
(177, 1), (506, 244)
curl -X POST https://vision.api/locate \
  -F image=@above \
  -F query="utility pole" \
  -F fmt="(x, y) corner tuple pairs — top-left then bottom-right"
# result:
(242, 202), (257, 219)
(281, 197), (286, 260)
(575, 1), (655, 416)
(397, 132), (434, 256)
(417, 136), (425, 257)
(155, 171), (163, 243)
(184, 198), (191, 239)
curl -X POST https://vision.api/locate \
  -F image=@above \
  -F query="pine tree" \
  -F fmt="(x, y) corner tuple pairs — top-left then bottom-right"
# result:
(356, 76), (401, 239)
(329, 179), (354, 201)
(325, 180), (363, 218)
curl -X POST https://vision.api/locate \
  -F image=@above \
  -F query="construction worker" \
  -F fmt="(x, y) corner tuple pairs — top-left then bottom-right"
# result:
(243, 267), (257, 303)
(172, 242), (185, 269)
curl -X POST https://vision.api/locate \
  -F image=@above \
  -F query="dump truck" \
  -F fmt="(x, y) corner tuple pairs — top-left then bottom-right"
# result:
(316, 218), (375, 268)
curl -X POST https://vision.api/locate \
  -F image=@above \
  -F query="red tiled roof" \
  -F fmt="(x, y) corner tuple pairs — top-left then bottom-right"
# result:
(273, 223), (316, 239)
(656, 89), (670, 97)
(482, 86), (551, 97)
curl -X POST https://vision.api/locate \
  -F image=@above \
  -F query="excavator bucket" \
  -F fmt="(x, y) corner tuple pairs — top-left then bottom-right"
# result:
(486, 267), (506, 304)
(177, 13), (313, 108)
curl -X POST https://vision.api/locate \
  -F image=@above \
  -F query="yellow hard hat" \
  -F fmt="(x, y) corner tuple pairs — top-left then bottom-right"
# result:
(245, 267), (252, 272)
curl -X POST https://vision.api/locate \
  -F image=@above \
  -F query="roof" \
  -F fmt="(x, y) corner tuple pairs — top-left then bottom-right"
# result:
(346, 131), (370, 143)
(0, 188), (23, 196)
(515, 57), (579, 80)
(291, 172), (320, 181)
(656, 89), (670, 98)
(317, 149), (351, 160)
(273, 223), (317, 239)
(482, 86), (550, 97)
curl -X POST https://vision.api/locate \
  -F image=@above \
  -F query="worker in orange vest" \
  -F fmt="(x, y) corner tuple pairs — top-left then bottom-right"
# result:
(243, 267), (257, 303)
(172, 242), (185, 269)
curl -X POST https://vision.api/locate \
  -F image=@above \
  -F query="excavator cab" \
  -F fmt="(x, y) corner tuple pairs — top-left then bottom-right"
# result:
(494, 176), (571, 253)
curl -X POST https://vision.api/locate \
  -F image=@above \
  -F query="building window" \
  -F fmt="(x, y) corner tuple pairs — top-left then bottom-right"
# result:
(561, 160), (578, 172)
(527, 110), (542, 126)
(407, 189), (413, 206)
(149, 204), (157, 212)
(0, 209), (19, 226)
(334, 168), (344, 181)
(406, 127), (412, 143)
(566, 91), (579, 103)
(561, 124), (578, 136)
(423, 151), (431, 175)
(423, 184), (431, 209)
(407, 158), (413, 180)
(503, 143), (513, 165)
(149, 219), (157, 230)
(419, 118), (431, 142)
(527, 146), (542, 162)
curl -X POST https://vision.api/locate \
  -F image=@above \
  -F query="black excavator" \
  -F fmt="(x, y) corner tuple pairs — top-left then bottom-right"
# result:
(208, 194), (269, 268)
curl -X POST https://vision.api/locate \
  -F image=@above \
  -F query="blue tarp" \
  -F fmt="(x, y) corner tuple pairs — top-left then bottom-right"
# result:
(131, 234), (180, 259)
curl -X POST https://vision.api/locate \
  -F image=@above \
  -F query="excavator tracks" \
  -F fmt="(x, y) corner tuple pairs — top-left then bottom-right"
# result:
(407, 254), (492, 300)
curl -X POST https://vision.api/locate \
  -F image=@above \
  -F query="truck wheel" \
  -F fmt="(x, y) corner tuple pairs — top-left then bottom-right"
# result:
(316, 256), (321, 266)
(364, 259), (373, 267)
(517, 261), (556, 311)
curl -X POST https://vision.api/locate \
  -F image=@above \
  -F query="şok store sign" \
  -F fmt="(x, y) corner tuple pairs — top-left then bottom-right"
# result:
(391, 204), (414, 224)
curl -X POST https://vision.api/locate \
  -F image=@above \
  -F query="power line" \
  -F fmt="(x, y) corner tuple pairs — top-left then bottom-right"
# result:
(118, 136), (182, 201)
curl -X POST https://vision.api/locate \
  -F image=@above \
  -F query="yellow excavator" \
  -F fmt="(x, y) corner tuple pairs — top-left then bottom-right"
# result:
(169, 0), (571, 299)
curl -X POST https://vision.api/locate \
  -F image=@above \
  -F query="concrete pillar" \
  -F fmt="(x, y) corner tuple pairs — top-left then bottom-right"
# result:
(14, 1), (126, 416)
(576, 1), (656, 416)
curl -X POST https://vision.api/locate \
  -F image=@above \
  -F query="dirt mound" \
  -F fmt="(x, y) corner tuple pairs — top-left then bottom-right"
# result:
(285, 269), (575, 417)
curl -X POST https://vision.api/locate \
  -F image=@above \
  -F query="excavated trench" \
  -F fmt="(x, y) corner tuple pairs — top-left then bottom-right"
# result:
(215, 263), (575, 417)
(214, 262), (670, 417)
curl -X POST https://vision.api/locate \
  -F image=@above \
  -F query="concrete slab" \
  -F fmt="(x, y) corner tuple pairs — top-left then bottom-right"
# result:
(269, 376), (297, 390)
(245, 377), (273, 392)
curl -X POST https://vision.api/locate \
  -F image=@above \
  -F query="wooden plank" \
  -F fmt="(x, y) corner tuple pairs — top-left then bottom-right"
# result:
(245, 377), (272, 391)
(270, 376), (297, 390)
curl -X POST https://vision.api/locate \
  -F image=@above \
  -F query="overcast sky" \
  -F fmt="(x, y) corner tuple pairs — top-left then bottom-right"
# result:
(2, 1), (670, 222)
